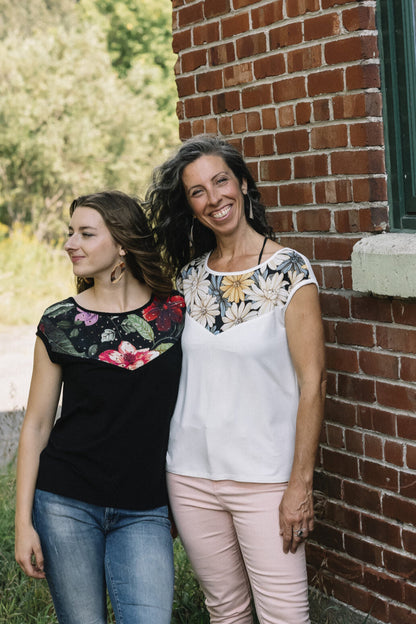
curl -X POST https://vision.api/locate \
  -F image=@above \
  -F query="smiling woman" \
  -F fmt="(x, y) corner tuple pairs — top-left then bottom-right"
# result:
(14, 190), (185, 624)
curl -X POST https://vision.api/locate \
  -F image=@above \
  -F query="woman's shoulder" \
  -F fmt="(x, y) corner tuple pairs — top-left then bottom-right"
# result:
(40, 297), (76, 321)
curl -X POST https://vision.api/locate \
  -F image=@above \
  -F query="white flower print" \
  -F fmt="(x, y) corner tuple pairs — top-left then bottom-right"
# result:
(267, 252), (292, 272)
(182, 266), (211, 305)
(221, 301), (258, 331)
(191, 293), (220, 328)
(287, 270), (305, 291)
(250, 272), (288, 314)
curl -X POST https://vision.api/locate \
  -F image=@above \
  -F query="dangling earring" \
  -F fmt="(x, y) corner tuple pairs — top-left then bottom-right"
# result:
(245, 193), (254, 220)
(189, 218), (195, 248)
(111, 261), (126, 284)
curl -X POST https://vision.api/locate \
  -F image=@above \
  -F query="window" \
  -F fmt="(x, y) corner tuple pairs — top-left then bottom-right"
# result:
(377, 0), (416, 231)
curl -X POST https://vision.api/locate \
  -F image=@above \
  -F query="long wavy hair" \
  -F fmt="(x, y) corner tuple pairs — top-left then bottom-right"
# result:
(146, 134), (273, 275)
(69, 190), (173, 297)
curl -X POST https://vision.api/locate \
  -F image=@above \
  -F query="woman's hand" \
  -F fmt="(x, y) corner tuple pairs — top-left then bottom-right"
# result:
(279, 479), (314, 554)
(15, 524), (45, 578)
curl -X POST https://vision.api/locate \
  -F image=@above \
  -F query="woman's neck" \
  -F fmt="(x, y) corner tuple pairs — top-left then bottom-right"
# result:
(76, 274), (152, 313)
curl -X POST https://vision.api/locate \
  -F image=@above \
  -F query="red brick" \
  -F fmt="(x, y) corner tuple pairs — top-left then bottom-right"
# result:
(194, 21), (220, 45)
(260, 158), (292, 181)
(243, 134), (275, 156)
(359, 351), (399, 380)
(313, 98), (330, 121)
(345, 428), (363, 454)
(262, 108), (277, 129)
(233, 0), (260, 6)
(273, 76), (307, 102)
(315, 179), (352, 204)
(325, 551), (363, 582)
(315, 236), (359, 261)
(278, 105), (294, 127)
(247, 111), (261, 131)
(205, 117), (218, 134)
(343, 480), (381, 514)
(352, 177), (388, 202)
(343, 6), (376, 32)
(325, 396), (356, 427)
(191, 119), (204, 134)
(176, 75), (195, 97)
(342, 265), (352, 289)
(338, 373), (376, 403)
(377, 326), (416, 354)
(364, 433), (383, 460)
(346, 63), (381, 89)
(279, 182), (313, 205)
(331, 150), (385, 175)
(351, 295), (393, 323)
(401, 356), (416, 383)
(365, 91), (383, 116)
(370, 205), (389, 232)
(270, 22), (302, 49)
(276, 129), (309, 154)
(172, 29), (192, 53)
(242, 83), (272, 108)
(308, 69), (344, 96)
(403, 528), (416, 555)
(389, 603), (416, 624)
(335, 321), (373, 347)
(178, 2), (204, 27)
(295, 102), (311, 125)
(212, 91), (240, 114)
(322, 0), (356, 6)
(232, 113), (246, 134)
(196, 69), (223, 92)
(357, 405), (397, 436)
(404, 581), (416, 610)
(325, 501), (361, 532)
(287, 45), (322, 73)
(304, 13), (340, 41)
(203, 0), (230, 18)
(321, 291), (350, 318)
(345, 534), (383, 566)
(267, 209), (294, 231)
(236, 32), (267, 59)
(262, 186), (278, 208)
(333, 93), (366, 118)
(334, 208), (376, 233)
(184, 95), (211, 118)
(400, 470), (416, 499)
(325, 35), (379, 64)
(222, 12), (250, 38)
(350, 121), (384, 147)
(377, 380), (416, 412)
(294, 154), (328, 178)
(384, 549), (416, 581)
(313, 521), (344, 550)
(385, 440), (404, 467)
(325, 422), (345, 448)
(322, 448), (359, 479)
(223, 62), (253, 87)
(253, 53), (285, 79)
(182, 49), (207, 72)
(363, 568), (404, 603)
(297, 208), (331, 231)
(275, 234), (314, 257)
(311, 124), (348, 149)
(218, 116), (232, 135)
(392, 300), (416, 326)
(323, 265), (343, 289)
(397, 414), (416, 440)
(286, 0), (320, 18)
(252, 0), (284, 28)
(360, 458), (399, 492)
(178, 120), (191, 140)
(209, 42), (236, 66)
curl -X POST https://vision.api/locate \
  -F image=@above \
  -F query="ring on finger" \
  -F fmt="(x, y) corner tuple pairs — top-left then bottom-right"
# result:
(295, 528), (304, 538)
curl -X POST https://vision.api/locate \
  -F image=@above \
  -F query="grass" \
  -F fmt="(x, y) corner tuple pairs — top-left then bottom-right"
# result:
(0, 226), (74, 327)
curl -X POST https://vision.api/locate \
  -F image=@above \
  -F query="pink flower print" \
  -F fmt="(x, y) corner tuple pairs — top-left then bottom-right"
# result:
(143, 295), (185, 332)
(98, 341), (159, 370)
(75, 308), (99, 326)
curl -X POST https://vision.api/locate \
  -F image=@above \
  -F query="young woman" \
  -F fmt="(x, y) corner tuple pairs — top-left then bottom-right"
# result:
(147, 135), (327, 624)
(15, 191), (185, 624)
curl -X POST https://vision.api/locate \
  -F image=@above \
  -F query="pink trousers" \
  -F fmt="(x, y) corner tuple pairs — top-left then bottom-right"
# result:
(167, 473), (310, 624)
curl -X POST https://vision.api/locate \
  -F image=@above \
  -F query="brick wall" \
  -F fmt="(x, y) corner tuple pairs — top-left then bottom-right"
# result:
(171, 0), (416, 622)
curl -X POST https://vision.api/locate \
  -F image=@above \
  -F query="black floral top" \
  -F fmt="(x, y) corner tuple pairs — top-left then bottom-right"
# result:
(36, 294), (185, 511)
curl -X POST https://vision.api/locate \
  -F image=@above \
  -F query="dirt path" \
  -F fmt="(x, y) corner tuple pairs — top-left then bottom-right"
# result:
(0, 325), (36, 412)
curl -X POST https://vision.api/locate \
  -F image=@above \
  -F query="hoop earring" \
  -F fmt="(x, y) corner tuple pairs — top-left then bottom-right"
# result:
(110, 261), (126, 284)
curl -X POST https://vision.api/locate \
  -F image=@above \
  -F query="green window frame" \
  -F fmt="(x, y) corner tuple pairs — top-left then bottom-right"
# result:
(377, 0), (416, 231)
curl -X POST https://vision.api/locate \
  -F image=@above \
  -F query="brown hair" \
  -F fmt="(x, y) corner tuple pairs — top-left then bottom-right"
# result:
(69, 190), (173, 297)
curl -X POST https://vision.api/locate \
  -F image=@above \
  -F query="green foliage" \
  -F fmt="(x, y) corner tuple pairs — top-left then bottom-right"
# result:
(0, 227), (73, 325)
(0, 0), (179, 242)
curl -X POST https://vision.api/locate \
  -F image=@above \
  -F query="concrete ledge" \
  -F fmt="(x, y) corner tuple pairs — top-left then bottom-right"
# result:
(351, 233), (416, 298)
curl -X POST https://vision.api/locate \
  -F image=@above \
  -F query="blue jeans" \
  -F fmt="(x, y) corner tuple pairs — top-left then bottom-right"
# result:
(33, 489), (174, 624)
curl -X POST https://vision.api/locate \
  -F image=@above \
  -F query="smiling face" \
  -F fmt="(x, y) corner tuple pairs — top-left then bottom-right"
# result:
(64, 206), (123, 281)
(182, 154), (248, 238)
